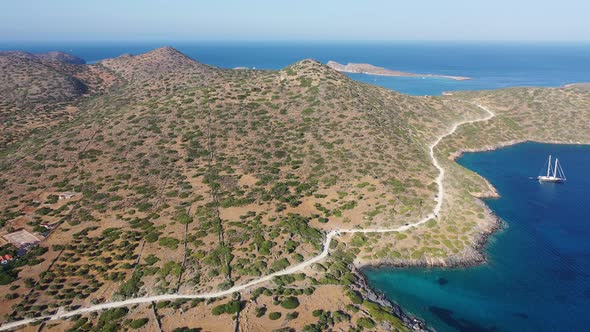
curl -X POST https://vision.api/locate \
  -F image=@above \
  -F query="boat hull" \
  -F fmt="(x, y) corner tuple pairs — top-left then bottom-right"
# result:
(537, 176), (565, 183)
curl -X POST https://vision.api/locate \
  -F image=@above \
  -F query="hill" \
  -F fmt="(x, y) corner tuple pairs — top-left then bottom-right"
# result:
(0, 51), (119, 149)
(0, 51), (85, 65)
(0, 47), (588, 332)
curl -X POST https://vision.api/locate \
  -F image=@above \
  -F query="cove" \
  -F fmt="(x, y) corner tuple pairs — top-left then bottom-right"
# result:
(364, 142), (590, 331)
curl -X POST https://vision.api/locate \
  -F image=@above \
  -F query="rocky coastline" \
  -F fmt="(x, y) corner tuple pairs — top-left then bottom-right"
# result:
(351, 138), (590, 330)
(352, 195), (503, 331)
(450, 139), (590, 161)
(357, 206), (503, 271)
(351, 266), (431, 331)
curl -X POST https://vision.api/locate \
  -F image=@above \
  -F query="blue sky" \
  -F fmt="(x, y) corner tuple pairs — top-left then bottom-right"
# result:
(2, 0), (589, 41)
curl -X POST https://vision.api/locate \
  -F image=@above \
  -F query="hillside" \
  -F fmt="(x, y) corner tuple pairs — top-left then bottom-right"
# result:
(0, 47), (588, 332)
(0, 55), (87, 107)
(0, 51), (85, 65)
(0, 52), (119, 150)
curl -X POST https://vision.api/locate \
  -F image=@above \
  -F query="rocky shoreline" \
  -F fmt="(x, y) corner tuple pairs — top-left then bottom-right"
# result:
(350, 138), (590, 330)
(357, 206), (503, 271)
(451, 139), (590, 160)
(351, 193), (503, 331)
(351, 266), (431, 331)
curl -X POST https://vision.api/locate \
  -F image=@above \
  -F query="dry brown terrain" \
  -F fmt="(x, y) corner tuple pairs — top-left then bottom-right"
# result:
(1, 47), (588, 332)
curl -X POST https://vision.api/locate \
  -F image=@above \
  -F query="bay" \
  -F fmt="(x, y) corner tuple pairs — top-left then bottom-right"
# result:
(365, 142), (590, 331)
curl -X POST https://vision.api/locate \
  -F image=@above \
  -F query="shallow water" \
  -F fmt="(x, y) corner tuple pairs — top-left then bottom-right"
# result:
(365, 142), (590, 331)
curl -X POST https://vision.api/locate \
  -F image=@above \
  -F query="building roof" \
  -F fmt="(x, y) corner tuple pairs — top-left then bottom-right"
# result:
(3, 229), (40, 247)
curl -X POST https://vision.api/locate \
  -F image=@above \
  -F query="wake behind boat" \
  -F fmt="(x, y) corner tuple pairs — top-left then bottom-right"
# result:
(538, 155), (566, 183)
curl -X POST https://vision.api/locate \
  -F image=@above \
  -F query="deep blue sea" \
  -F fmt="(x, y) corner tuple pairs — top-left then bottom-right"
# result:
(3, 42), (590, 330)
(366, 143), (590, 332)
(2, 41), (590, 95)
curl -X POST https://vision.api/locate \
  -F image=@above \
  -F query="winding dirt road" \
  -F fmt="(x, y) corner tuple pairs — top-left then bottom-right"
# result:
(0, 103), (494, 331)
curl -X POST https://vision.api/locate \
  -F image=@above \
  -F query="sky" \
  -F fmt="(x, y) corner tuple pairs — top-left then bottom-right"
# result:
(1, 0), (589, 42)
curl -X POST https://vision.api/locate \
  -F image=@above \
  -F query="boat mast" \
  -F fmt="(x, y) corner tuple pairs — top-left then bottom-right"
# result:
(547, 155), (552, 177)
(553, 158), (558, 178)
(561, 161), (566, 180)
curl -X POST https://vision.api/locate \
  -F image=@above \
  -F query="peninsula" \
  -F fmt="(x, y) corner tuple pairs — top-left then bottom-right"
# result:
(564, 82), (590, 89)
(326, 60), (471, 80)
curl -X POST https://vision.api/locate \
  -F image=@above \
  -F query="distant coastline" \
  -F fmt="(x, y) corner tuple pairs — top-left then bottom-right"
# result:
(326, 61), (471, 81)
(564, 82), (590, 89)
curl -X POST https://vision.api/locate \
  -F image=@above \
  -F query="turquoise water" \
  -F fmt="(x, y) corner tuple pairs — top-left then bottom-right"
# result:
(365, 142), (590, 331)
(2, 42), (590, 95)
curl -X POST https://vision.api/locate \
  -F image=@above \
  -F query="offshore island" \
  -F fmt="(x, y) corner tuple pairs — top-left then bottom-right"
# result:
(326, 60), (471, 80)
(0, 47), (589, 331)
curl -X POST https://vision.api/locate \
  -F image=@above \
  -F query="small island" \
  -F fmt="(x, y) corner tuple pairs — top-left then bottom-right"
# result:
(564, 82), (590, 89)
(327, 60), (471, 81)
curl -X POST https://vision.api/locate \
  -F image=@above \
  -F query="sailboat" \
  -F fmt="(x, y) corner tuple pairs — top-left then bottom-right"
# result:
(538, 155), (566, 183)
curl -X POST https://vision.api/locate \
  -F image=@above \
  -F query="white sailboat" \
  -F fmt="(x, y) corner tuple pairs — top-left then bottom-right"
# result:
(538, 155), (566, 183)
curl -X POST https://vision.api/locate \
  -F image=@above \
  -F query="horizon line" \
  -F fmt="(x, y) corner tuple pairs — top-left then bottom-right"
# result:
(2, 39), (590, 44)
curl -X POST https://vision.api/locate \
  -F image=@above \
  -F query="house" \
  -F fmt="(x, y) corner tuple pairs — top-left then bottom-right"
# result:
(59, 192), (76, 200)
(0, 254), (13, 265)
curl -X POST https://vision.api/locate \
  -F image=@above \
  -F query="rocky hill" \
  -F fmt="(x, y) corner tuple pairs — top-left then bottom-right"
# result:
(0, 51), (85, 64)
(0, 47), (588, 332)
(0, 54), (87, 106)
(0, 51), (118, 149)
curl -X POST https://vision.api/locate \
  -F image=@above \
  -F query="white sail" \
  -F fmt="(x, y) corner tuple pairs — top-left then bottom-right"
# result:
(538, 155), (566, 183)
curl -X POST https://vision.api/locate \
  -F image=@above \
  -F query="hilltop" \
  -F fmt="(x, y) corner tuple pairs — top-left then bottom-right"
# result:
(0, 51), (85, 65)
(0, 47), (588, 332)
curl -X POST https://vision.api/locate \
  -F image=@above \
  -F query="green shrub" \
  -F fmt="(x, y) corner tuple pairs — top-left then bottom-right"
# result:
(176, 212), (193, 224)
(128, 318), (149, 329)
(268, 312), (282, 320)
(280, 296), (300, 309)
(212, 300), (241, 315)
(346, 290), (363, 304)
(255, 306), (267, 317)
(363, 300), (404, 328)
(312, 309), (323, 317)
(357, 317), (376, 329)
(144, 254), (160, 265)
(286, 311), (299, 320)
(97, 307), (128, 327)
(271, 258), (290, 271)
(145, 232), (160, 243)
(159, 237), (180, 250)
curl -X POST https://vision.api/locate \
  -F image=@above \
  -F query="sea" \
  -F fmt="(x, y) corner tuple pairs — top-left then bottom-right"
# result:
(366, 143), (590, 331)
(3, 42), (590, 331)
(2, 41), (590, 95)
